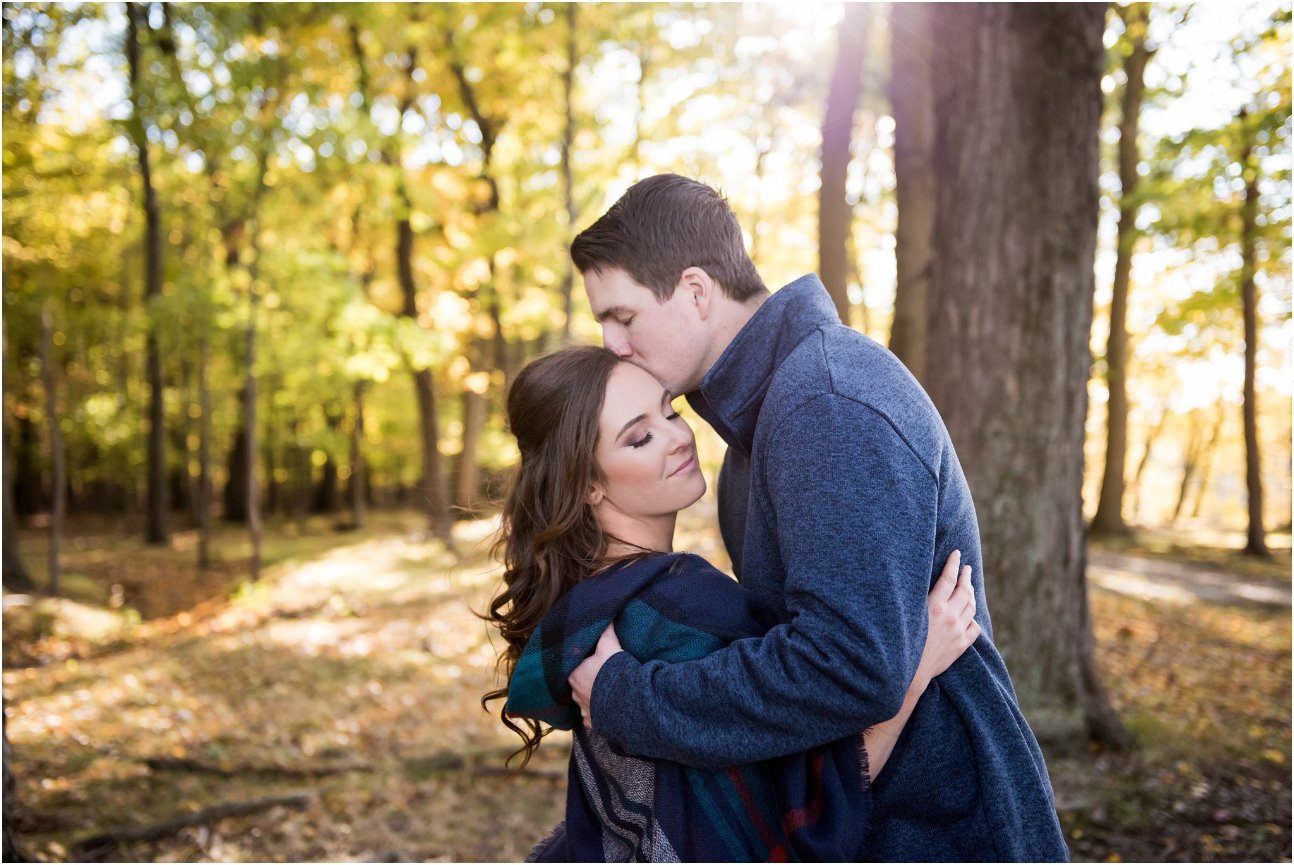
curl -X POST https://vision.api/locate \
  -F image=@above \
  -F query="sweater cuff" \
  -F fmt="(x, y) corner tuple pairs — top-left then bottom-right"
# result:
(589, 650), (641, 742)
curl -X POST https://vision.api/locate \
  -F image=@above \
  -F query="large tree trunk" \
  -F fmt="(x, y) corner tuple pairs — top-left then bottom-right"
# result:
(1091, 3), (1151, 537)
(40, 302), (64, 597)
(888, 3), (935, 380)
(908, 4), (1128, 749)
(126, 2), (169, 546)
(818, 3), (870, 325)
(1238, 131), (1269, 557)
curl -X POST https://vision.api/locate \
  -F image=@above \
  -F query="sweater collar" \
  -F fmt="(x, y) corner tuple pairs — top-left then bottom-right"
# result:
(687, 274), (840, 454)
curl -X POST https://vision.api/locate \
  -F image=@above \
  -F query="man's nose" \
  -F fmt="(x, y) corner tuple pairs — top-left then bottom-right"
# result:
(602, 329), (632, 359)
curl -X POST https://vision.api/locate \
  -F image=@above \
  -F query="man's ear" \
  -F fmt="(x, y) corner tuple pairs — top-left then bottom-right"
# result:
(677, 266), (717, 321)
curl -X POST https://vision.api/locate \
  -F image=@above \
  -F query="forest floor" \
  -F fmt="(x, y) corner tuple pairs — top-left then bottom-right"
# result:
(3, 511), (1289, 863)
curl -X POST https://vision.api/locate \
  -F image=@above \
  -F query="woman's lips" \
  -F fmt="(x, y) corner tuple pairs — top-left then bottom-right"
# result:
(669, 455), (697, 478)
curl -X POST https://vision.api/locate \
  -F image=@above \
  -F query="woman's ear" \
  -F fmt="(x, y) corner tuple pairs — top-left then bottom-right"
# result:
(586, 483), (605, 506)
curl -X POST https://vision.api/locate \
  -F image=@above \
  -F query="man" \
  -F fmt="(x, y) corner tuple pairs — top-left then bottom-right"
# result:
(567, 174), (1068, 861)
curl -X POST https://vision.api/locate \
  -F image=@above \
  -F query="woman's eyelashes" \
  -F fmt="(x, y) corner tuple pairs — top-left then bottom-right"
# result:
(627, 412), (683, 449)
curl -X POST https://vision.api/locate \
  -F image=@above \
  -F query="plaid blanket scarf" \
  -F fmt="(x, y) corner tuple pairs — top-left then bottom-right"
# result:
(505, 552), (872, 862)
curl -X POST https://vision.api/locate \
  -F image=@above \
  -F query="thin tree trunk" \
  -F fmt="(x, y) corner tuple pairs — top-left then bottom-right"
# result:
(888, 2), (935, 380)
(197, 332), (212, 567)
(245, 254), (262, 581)
(39, 302), (65, 596)
(126, 1), (169, 546)
(1190, 404), (1225, 520)
(4, 723), (24, 863)
(632, 21), (650, 177)
(915, 4), (1128, 749)
(454, 387), (488, 516)
(350, 382), (367, 531)
(397, 197), (455, 547)
(1171, 413), (1203, 525)
(447, 41), (506, 526)
(818, 3), (870, 325)
(1238, 128), (1269, 557)
(558, 2), (578, 343)
(1127, 406), (1167, 521)
(1091, 3), (1151, 538)
(3, 413), (34, 592)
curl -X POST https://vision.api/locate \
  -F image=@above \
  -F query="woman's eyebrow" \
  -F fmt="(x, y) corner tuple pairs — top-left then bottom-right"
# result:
(617, 414), (647, 441)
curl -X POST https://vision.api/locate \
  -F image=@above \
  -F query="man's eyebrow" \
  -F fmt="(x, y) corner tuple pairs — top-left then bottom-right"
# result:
(617, 413), (646, 441)
(594, 305), (632, 324)
(660, 389), (673, 411)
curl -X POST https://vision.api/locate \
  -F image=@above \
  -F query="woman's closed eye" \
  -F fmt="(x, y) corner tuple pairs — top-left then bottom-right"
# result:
(629, 431), (654, 449)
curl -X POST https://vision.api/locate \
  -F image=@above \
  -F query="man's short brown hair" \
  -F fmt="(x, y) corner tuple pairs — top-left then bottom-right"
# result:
(571, 174), (767, 302)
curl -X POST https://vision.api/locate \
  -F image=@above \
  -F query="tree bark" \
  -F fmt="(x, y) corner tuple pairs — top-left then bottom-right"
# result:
(39, 302), (64, 597)
(1238, 128), (1269, 557)
(818, 3), (870, 325)
(912, 4), (1129, 748)
(126, 1), (169, 546)
(1091, 3), (1151, 538)
(888, 2), (935, 380)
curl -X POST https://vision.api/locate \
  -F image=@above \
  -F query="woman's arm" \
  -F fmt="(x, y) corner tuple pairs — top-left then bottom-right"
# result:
(862, 550), (980, 778)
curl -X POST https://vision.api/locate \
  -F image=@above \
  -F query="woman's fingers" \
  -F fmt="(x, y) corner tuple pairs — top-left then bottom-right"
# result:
(954, 564), (976, 620)
(935, 549), (962, 601)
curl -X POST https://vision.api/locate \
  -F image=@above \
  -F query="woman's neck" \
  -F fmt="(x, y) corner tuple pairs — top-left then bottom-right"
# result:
(598, 510), (678, 557)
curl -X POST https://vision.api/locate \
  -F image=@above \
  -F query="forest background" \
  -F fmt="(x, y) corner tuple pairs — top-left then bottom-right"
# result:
(2, 2), (1291, 862)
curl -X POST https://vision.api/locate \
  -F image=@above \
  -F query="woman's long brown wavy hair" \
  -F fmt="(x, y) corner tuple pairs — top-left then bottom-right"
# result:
(482, 345), (629, 767)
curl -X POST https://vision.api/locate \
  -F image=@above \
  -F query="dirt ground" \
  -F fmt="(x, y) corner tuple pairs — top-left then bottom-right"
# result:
(3, 512), (1289, 862)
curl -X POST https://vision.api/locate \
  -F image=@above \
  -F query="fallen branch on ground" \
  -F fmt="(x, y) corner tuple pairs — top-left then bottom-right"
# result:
(71, 791), (312, 858)
(143, 755), (370, 778)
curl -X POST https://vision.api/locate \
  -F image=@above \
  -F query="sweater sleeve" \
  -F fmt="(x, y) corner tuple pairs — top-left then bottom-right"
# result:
(589, 394), (937, 769)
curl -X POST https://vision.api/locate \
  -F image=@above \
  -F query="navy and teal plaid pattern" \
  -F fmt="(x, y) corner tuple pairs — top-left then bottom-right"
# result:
(506, 552), (871, 862)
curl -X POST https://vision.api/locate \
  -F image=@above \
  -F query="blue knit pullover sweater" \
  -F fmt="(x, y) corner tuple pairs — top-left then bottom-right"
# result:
(590, 275), (1069, 861)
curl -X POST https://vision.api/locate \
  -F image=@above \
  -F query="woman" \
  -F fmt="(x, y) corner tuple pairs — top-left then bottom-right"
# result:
(484, 346), (979, 862)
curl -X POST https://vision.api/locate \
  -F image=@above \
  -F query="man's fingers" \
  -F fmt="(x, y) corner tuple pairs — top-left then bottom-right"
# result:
(935, 549), (962, 600)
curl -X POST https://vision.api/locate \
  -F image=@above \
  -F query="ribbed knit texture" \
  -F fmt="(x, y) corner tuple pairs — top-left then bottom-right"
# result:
(507, 552), (873, 862)
(590, 275), (1069, 861)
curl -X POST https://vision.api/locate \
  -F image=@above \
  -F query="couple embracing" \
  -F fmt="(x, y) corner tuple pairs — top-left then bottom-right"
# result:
(483, 175), (1069, 862)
